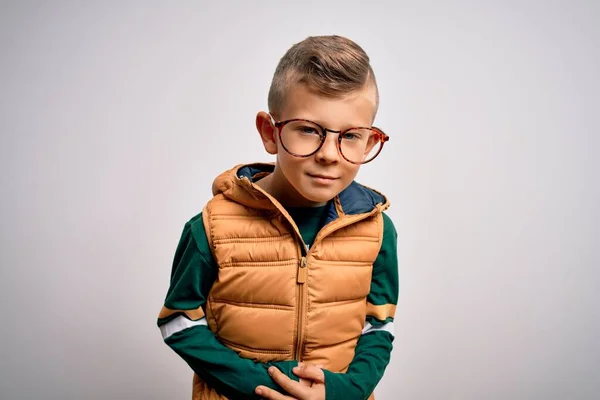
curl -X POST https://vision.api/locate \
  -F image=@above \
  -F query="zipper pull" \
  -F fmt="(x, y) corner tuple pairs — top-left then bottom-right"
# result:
(297, 256), (307, 283)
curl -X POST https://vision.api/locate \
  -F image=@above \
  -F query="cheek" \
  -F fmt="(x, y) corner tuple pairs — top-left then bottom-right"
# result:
(342, 165), (361, 183)
(278, 152), (305, 178)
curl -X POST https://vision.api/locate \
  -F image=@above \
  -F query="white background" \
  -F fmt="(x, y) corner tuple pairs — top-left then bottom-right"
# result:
(1, 1), (598, 399)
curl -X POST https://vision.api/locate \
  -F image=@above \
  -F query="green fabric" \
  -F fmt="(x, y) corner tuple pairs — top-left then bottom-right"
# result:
(166, 326), (299, 399)
(367, 213), (399, 325)
(323, 331), (394, 400)
(158, 208), (398, 398)
(158, 214), (215, 325)
(285, 203), (330, 246)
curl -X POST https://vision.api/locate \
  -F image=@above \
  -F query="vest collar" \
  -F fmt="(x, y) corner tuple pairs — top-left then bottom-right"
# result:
(212, 163), (389, 222)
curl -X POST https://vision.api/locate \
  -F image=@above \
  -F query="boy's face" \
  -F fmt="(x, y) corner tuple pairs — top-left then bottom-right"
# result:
(256, 83), (377, 207)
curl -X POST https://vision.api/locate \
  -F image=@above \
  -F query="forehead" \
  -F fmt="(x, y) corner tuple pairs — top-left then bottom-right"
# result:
(279, 83), (377, 127)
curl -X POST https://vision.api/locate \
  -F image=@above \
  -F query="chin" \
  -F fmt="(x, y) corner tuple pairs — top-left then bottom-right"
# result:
(298, 187), (339, 204)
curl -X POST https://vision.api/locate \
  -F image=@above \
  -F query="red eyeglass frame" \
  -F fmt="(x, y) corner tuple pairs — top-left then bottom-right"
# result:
(271, 117), (390, 165)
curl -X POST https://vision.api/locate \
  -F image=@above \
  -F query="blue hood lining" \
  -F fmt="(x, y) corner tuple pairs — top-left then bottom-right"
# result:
(236, 164), (384, 221)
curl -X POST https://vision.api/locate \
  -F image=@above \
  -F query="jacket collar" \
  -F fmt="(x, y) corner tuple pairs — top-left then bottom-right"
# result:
(213, 163), (389, 222)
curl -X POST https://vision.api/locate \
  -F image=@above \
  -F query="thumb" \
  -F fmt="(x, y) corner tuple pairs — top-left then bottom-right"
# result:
(293, 364), (325, 384)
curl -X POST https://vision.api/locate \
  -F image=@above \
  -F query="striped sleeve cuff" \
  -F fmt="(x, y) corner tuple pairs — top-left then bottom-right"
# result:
(362, 321), (394, 338)
(366, 302), (396, 322)
(159, 315), (207, 339)
(158, 305), (205, 321)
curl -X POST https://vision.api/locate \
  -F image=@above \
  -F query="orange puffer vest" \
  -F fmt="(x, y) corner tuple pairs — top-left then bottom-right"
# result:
(193, 164), (389, 400)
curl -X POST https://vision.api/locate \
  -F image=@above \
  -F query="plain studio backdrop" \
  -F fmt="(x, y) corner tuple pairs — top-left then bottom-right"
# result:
(1, 1), (598, 399)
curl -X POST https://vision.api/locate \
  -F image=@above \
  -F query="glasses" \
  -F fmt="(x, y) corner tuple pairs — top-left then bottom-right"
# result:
(270, 116), (389, 164)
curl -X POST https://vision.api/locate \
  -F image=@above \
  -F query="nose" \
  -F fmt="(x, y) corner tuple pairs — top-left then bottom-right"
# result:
(314, 131), (341, 164)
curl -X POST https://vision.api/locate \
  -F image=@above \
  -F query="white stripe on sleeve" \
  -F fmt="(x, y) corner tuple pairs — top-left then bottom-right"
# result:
(362, 321), (395, 337)
(160, 315), (207, 339)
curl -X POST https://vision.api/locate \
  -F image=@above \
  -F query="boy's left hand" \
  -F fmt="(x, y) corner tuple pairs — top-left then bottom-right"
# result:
(256, 364), (326, 400)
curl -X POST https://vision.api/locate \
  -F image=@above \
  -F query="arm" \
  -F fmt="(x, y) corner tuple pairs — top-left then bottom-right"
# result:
(158, 213), (299, 399)
(322, 212), (399, 400)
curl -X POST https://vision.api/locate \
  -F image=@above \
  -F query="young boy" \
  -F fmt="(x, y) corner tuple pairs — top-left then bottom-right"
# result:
(158, 35), (398, 400)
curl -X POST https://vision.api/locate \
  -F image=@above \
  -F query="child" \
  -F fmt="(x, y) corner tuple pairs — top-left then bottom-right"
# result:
(158, 35), (398, 400)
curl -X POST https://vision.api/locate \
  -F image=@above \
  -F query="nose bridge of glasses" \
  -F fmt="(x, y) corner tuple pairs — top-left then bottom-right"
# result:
(314, 128), (341, 161)
(322, 127), (343, 135)
(319, 127), (342, 147)
(320, 127), (343, 147)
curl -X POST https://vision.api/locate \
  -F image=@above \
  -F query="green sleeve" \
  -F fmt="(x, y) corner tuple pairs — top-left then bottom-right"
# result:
(157, 213), (299, 399)
(324, 212), (399, 400)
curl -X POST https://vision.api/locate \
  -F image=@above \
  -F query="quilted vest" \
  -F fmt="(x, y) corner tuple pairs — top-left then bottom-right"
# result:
(193, 164), (389, 400)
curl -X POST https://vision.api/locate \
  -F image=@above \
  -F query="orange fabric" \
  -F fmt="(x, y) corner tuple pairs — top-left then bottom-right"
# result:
(192, 374), (227, 400)
(159, 305), (205, 321)
(366, 302), (397, 321)
(193, 164), (389, 399)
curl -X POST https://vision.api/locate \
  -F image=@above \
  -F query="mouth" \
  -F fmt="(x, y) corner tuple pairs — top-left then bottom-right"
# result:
(307, 173), (339, 181)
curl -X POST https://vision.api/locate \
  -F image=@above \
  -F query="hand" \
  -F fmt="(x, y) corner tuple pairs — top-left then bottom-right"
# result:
(256, 364), (326, 400)
(297, 362), (325, 388)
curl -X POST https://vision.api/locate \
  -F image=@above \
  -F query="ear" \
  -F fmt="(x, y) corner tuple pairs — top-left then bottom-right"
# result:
(255, 111), (278, 155)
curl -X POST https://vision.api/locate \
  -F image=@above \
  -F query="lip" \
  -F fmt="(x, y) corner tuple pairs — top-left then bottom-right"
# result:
(307, 173), (338, 180)
(307, 173), (339, 185)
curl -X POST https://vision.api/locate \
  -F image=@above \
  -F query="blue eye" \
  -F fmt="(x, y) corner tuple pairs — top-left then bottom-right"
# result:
(299, 126), (319, 135)
(342, 131), (361, 140)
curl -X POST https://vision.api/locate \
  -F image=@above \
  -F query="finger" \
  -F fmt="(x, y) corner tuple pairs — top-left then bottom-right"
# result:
(297, 362), (317, 387)
(299, 377), (313, 387)
(255, 385), (293, 400)
(292, 364), (325, 384)
(268, 366), (310, 398)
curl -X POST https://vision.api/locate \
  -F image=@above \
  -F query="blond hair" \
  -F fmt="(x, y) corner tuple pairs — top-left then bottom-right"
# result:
(268, 35), (379, 117)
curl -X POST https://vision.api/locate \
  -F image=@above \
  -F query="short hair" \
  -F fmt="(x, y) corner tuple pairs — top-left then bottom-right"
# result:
(268, 35), (379, 118)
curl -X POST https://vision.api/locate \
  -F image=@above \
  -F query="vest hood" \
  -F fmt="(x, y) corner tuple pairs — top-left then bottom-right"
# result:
(212, 163), (390, 222)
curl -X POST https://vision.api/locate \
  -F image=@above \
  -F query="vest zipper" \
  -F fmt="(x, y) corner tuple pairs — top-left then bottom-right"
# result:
(294, 254), (308, 361)
(297, 255), (307, 283)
